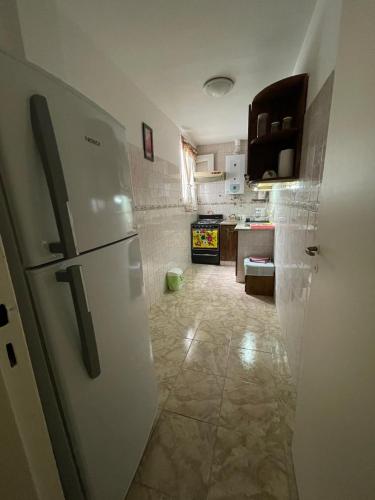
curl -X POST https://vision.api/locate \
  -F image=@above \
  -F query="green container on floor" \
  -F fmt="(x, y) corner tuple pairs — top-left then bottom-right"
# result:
(167, 268), (184, 291)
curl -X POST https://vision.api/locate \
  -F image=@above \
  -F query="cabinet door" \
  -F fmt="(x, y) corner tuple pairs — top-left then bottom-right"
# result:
(227, 226), (238, 261)
(220, 226), (237, 261)
(220, 226), (228, 260)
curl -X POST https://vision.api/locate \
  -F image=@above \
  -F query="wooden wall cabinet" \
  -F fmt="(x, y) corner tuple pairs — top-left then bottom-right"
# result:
(247, 73), (308, 182)
(220, 225), (237, 262)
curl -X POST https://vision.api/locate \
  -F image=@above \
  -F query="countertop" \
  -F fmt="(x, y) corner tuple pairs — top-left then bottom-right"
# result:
(220, 220), (238, 226)
(235, 222), (275, 231)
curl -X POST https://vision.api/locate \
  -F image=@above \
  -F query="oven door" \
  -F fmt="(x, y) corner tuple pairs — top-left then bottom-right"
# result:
(191, 227), (220, 264)
(192, 227), (219, 250)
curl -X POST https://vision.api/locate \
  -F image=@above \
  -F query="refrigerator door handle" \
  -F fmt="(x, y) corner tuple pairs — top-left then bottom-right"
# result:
(56, 265), (101, 379)
(30, 94), (78, 258)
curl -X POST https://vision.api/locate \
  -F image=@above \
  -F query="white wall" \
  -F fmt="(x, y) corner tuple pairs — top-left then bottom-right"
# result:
(293, 1), (375, 497)
(0, 238), (64, 500)
(0, 371), (39, 500)
(128, 144), (195, 308)
(294, 0), (342, 107)
(0, 0), (24, 58)
(270, 71), (334, 385)
(15, 0), (181, 165)
(271, 0), (342, 385)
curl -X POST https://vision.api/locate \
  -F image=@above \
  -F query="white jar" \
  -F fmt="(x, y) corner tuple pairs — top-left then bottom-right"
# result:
(278, 149), (294, 177)
(257, 113), (269, 137)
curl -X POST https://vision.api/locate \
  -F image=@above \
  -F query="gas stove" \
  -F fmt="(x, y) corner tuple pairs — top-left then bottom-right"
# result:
(195, 219), (221, 226)
(192, 214), (224, 228)
(191, 215), (223, 265)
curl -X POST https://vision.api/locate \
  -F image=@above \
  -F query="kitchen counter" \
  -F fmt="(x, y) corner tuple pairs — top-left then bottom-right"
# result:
(235, 222), (275, 231)
(235, 225), (275, 283)
(220, 220), (238, 226)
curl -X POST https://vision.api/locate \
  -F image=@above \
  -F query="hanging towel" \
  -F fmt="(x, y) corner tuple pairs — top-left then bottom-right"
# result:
(249, 256), (271, 263)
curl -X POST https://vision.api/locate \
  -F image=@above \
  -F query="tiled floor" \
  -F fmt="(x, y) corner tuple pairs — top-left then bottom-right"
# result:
(127, 264), (297, 500)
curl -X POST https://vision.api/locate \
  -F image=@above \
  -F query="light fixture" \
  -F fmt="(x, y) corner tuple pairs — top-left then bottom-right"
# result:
(248, 180), (301, 192)
(203, 77), (235, 97)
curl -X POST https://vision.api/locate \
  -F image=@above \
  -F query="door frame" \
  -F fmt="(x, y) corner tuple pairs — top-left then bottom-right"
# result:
(0, 181), (85, 500)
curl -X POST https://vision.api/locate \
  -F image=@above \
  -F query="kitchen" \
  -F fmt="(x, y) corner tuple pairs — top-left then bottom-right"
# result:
(189, 70), (305, 291)
(192, 139), (275, 277)
(0, 1), (374, 500)
(0, 49), (298, 498)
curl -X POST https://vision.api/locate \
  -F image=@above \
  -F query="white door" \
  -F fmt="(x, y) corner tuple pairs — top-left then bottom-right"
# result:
(0, 237), (64, 500)
(293, 2), (375, 499)
(0, 51), (135, 268)
(27, 236), (157, 500)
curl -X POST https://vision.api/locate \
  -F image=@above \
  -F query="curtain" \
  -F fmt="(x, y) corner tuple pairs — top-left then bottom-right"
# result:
(180, 136), (198, 211)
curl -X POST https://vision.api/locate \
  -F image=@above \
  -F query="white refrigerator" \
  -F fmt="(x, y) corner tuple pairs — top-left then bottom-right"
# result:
(0, 51), (158, 499)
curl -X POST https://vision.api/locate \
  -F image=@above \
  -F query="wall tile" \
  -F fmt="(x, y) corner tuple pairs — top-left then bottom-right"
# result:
(128, 144), (196, 309)
(269, 72), (335, 385)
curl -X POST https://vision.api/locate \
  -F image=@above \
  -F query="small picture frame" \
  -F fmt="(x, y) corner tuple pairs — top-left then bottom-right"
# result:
(142, 122), (154, 162)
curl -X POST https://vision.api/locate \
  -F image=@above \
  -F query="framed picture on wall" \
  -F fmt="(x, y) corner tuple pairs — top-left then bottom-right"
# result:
(142, 122), (154, 161)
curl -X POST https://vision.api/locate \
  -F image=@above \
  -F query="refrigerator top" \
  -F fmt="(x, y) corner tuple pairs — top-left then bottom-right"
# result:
(0, 51), (136, 268)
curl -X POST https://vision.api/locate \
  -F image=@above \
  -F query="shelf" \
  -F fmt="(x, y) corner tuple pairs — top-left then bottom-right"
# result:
(251, 176), (297, 183)
(250, 128), (298, 146)
(247, 73), (308, 183)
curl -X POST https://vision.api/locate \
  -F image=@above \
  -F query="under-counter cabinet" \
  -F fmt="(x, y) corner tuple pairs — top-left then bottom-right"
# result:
(220, 223), (237, 262)
(235, 224), (274, 282)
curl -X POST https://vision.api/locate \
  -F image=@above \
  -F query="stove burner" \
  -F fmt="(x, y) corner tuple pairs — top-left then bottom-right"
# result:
(194, 214), (224, 226)
(195, 219), (221, 225)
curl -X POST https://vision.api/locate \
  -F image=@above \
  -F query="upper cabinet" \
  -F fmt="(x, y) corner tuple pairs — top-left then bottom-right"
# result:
(247, 74), (308, 182)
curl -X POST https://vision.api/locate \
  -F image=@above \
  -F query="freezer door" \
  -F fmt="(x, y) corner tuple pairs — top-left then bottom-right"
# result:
(0, 51), (135, 268)
(27, 236), (158, 500)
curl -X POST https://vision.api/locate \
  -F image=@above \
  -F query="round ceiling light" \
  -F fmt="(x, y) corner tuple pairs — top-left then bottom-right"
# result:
(203, 76), (235, 97)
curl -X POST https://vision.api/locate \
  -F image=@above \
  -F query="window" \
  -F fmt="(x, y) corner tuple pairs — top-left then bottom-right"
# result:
(180, 137), (197, 211)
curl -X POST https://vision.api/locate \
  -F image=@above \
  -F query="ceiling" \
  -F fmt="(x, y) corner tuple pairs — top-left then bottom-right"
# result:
(60, 0), (316, 145)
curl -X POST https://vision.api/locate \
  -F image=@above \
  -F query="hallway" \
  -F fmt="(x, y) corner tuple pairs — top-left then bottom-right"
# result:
(127, 264), (297, 499)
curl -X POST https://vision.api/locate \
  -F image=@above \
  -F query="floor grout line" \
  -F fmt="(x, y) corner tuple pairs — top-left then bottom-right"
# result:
(162, 408), (218, 427)
(205, 308), (234, 497)
(160, 319), (202, 413)
(131, 480), (173, 499)
(138, 265), (293, 500)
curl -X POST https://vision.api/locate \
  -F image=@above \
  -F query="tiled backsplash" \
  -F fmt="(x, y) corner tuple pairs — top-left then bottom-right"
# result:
(196, 141), (269, 218)
(128, 144), (195, 308)
(270, 72), (335, 385)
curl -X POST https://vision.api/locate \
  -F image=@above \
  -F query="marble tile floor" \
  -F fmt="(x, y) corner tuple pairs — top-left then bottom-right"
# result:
(127, 264), (298, 500)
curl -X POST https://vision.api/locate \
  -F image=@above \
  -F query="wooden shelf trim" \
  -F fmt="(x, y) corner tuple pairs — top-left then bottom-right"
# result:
(250, 128), (298, 146)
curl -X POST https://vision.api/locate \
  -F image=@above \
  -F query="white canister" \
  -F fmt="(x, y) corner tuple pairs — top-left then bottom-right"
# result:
(257, 113), (269, 137)
(282, 116), (293, 129)
(278, 149), (294, 177)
